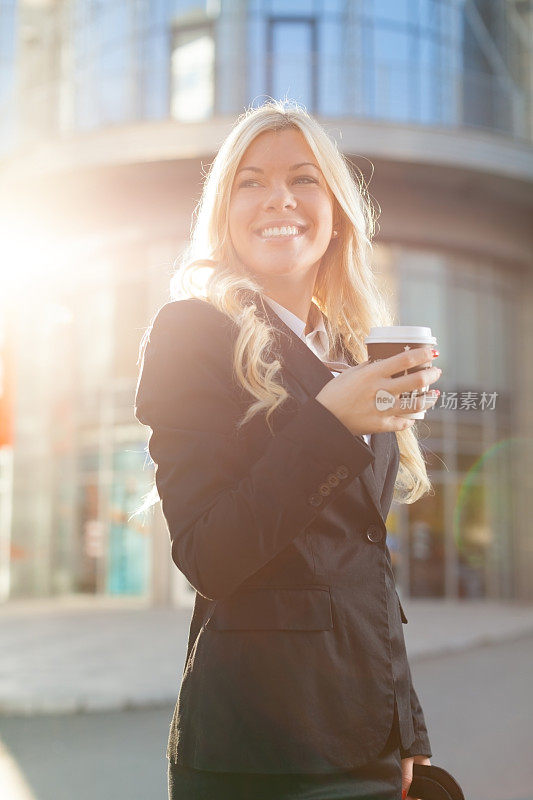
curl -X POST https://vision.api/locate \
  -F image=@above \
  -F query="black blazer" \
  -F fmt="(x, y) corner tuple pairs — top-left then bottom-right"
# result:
(134, 291), (432, 773)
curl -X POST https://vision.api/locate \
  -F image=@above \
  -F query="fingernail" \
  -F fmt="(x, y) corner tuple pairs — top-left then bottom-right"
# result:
(402, 790), (407, 800)
(432, 349), (439, 358)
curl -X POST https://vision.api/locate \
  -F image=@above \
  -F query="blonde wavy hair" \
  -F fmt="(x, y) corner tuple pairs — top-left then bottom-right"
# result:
(133, 99), (432, 520)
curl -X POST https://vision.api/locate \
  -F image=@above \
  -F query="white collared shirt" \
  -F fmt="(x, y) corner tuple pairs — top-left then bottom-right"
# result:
(262, 295), (370, 446)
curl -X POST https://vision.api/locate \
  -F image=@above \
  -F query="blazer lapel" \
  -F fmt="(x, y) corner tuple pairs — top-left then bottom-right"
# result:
(251, 292), (392, 522)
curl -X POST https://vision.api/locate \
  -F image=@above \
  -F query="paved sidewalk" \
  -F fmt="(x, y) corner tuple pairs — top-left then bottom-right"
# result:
(1, 596), (533, 715)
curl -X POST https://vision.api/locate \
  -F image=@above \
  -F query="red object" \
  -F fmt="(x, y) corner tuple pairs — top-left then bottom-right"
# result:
(402, 790), (407, 800)
(432, 349), (439, 358)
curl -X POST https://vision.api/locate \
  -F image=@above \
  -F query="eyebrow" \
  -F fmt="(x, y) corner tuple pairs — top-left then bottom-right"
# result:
(236, 162), (321, 175)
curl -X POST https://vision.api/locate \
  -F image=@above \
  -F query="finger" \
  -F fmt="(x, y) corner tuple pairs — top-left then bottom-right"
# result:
(385, 397), (439, 428)
(385, 365), (441, 396)
(385, 415), (417, 432)
(401, 760), (414, 800)
(368, 345), (435, 376)
(373, 389), (438, 419)
(390, 390), (439, 415)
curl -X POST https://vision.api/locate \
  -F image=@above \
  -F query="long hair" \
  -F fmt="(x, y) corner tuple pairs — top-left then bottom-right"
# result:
(132, 99), (432, 520)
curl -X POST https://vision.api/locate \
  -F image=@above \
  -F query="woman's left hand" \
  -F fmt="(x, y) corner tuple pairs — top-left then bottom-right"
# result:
(401, 754), (432, 800)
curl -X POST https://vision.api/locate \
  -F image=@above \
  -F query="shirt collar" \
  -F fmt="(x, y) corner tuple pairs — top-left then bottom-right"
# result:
(262, 295), (328, 347)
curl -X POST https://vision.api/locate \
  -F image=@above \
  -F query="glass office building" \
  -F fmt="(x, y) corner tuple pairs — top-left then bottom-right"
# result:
(1, 0), (531, 604)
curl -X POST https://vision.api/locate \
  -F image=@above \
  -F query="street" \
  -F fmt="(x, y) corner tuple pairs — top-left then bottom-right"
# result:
(1, 633), (532, 800)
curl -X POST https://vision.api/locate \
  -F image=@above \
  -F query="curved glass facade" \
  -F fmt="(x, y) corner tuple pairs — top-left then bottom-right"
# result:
(374, 243), (520, 599)
(248, 0), (458, 125)
(2, 0), (530, 153)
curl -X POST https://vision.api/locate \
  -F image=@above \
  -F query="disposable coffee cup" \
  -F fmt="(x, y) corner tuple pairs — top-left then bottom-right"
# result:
(364, 326), (437, 420)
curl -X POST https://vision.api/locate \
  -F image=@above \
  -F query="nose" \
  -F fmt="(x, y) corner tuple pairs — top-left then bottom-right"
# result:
(262, 181), (297, 212)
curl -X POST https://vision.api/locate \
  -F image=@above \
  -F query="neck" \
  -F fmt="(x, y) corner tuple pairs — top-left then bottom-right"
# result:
(259, 270), (318, 327)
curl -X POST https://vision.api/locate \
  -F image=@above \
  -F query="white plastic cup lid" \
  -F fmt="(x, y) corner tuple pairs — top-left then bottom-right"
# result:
(364, 326), (437, 345)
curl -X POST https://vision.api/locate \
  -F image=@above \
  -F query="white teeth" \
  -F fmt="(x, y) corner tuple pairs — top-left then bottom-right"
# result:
(260, 226), (301, 238)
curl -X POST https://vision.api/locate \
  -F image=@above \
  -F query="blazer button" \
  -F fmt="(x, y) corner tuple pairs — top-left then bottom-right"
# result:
(366, 524), (383, 543)
(318, 483), (331, 496)
(335, 464), (350, 480)
(308, 494), (323, 507)
(326, 474), (340, 488)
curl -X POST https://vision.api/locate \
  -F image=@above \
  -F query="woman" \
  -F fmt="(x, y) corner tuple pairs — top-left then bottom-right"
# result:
(134, 100), (441, 800)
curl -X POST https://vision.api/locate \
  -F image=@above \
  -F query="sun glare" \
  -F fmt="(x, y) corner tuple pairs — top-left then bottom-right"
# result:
(0, 219), (66, 306)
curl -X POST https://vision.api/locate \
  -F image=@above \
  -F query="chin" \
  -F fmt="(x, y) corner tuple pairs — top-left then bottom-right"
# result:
(251, 259), (313, 277)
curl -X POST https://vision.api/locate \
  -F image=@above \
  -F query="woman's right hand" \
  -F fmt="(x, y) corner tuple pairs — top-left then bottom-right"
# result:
(315, 346), (442, 435)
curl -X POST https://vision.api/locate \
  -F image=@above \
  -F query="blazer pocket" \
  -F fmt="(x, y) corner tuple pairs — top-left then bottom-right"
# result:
(206, 586), (333, 631)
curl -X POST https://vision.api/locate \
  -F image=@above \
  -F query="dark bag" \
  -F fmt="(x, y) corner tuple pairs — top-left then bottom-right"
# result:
(409, 763), (465, 800)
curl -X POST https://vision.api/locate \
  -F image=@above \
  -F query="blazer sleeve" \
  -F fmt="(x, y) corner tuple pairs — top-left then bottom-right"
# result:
(399, 663), (433, 758)
(134, 299), (375, 601)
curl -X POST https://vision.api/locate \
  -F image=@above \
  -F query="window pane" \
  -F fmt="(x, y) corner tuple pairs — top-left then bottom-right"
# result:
(269, 20), (314, 109)
(482, 289), (515, 394)
(318, 17), (343, 115)
(107, 447), (152, 596)
(398, 266), (448, 377)
(73, 0), (135, 128)
(452, 283), (482, 391)
(372, 26), (413, 121)
(171, 30), (214, 121)
(0, 0), (16, 153)
(372, 0), (410, 25)
(362, 0), (457, 126)
(418, 0), (444, 33)
(408, 485), (445, 597)
(454, 477), (489, 599)
(268, 0), (316, 13)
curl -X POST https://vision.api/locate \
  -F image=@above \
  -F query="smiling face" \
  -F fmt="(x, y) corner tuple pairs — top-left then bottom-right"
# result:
(228, 128), (336, 294)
